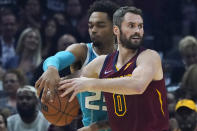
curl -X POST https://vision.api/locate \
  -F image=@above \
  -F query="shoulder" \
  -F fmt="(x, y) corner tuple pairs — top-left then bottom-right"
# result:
(7, 114), (20, 122)
(66, 43), (88, 61)
(140, 49), (160, 57)
(66, 43), (87, 51)
(92, 55), (107, 63)
(137, 49), (161, 63)
(83, 55), (107, 69)
(137, 49), (163, 80)
(82, 55), (107, 78)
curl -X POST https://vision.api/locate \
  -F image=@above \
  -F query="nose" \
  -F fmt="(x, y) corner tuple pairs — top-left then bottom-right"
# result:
(21, 98), (29, 104)
(134, 26), (140, 33)
(91, 26), (97, 34)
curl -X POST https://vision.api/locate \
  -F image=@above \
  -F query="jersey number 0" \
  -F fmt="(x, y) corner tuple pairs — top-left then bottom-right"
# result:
(113, 94), (127, 116)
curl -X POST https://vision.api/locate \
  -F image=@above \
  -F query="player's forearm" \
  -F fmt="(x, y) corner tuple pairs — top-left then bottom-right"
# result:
(87, 77), (146, 95)
(62, 70), (82, 79)
(43, 51), (75, 71)
(90, 121), (110, 130)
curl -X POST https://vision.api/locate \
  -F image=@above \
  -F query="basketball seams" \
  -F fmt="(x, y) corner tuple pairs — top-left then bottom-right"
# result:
(41, 88), (80, 126)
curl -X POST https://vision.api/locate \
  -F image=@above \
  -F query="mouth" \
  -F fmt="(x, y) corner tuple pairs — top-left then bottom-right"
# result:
(131, 35), (141, 39)
(131, 37), (141, 41)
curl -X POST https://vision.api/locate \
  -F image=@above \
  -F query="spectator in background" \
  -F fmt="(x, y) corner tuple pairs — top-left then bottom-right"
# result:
(5, 28), (42, 84)
(0, 0), (16, 7)
(44, 0), (65, 16)
(0, 69), (26, 114)
(7, 85), (50, 131)
(66, 0), (82, 28)
(18, 0), (43, 30)
(64, 0), (84, 39)
(57, 34), (77, 52)
(0, 8), (18, 68)
(179, 36), (197, 68)
(0, 111), (7, 131)
(166, 35), (197, 91)
(175, 64), (197, 102)
(53, 12), (68, 27)
(76, 14), (90, 42)
(170, 99), (197, 131)
(181, 0), (197, 37)
(41, 17), (60, 59)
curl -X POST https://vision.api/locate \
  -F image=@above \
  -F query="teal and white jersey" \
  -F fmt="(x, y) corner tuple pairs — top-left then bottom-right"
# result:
(77, 43), (109, 130)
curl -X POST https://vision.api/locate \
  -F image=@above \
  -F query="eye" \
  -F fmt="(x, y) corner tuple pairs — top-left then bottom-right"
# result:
(129, 24), (134, 28)
(97, 24), (105, 28)
(88, 24), (93, 29)
(138, 24), (143, 29)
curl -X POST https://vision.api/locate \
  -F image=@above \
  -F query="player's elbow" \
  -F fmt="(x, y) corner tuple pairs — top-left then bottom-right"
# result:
(132, 84), (146, 94)
(135, 87), (145, 95)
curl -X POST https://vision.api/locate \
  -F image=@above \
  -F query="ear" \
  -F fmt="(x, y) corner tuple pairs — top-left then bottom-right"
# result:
(113, 25), (120, 36)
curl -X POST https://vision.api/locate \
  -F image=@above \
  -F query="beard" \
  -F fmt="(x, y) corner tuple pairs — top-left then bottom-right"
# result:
(17, 104), (37, 118)
(119, 30), (143, 50)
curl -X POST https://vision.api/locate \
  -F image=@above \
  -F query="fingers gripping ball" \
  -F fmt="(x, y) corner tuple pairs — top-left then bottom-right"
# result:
(40, 88), (80, 126)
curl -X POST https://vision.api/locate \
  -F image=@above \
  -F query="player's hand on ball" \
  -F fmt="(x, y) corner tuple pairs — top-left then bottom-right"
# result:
(58, 77), (93, 102)
(35, 66), (60, 102)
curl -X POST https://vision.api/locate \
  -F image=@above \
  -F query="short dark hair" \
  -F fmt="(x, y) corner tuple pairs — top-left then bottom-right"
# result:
(88, 0), (119, 22)
(3, 69), (27, 86)
(113, 6), (142, 28)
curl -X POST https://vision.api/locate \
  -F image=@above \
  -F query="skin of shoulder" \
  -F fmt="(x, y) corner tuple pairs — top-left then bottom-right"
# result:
(66, 43), (88, 64)
(136, 49), (163, 81)
(81, 55), (107, 78)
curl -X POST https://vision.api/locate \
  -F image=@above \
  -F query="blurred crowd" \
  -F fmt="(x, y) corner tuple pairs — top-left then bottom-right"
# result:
(0, 0), (197, 131)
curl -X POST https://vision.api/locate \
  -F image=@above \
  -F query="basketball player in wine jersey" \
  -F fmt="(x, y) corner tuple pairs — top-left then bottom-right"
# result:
(59, 6), (169, 131)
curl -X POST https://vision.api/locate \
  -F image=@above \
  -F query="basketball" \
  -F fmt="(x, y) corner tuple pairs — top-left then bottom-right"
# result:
(40, 88), (80, 126)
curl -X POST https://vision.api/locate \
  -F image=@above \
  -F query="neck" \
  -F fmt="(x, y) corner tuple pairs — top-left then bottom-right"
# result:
(21, 50), (35, 60)
(117, 44), (138, 67)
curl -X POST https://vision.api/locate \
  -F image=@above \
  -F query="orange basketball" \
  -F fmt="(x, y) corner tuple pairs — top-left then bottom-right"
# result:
(40, 89), (80, 126)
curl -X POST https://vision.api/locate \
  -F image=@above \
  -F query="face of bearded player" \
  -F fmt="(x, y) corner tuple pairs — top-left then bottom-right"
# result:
(119, 12), (144, 50)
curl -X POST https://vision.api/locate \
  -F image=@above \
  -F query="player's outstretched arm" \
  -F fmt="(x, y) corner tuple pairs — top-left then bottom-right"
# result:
(58, 50), (163, 102)
(35, 43), (87, 102)
(83, 49), (163, 94)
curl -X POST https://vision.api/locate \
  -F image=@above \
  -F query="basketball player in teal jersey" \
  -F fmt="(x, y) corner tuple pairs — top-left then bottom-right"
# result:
(35, 1), (118, 130)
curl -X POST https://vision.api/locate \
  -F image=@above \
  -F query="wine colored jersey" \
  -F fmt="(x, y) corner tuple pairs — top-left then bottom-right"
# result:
(99, 47), (169, 131)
